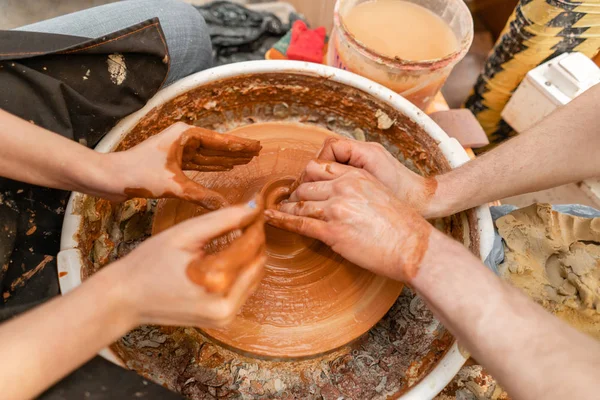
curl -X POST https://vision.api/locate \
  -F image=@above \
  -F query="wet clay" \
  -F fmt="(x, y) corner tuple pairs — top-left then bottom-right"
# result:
(187, 201), (265, 294)
(496, 203), (600, 339)
(153, 121), (404, 358)
(126, 127), (262, 210)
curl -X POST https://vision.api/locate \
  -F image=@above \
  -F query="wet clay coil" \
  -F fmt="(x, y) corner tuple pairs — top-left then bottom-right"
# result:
(153, 122), (404, 358)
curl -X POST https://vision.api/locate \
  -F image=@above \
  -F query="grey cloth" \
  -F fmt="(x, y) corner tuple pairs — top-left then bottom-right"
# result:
(485, 204), (600, 274)
(15, 0), (213, 85)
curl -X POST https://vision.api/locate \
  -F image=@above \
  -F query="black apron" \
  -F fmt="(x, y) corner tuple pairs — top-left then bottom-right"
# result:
(0, 19), (182, 399)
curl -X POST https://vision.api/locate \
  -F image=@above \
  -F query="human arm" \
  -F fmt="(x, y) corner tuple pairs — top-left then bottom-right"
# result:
(414, 230), (600, 400)
(0, 201), (265, 400)
(267, 164), (600, 400)
(0, 109), (261, 209)
(309, 83), (600, 218)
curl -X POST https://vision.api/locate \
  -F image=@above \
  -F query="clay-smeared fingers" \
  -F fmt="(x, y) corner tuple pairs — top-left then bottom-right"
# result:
(181, 163), (233, 172)
(164, 200), (262, 247)
(182, 127), (261, 155)
(177, 180), (229, 210)
(223, 254), (266, 317)
(195, 148), (260, 158)
(278, 201), (326, 220)
(187, 213), (265, 293)
(317, 137), (375, 167)
(288, 181), (332, 202)
(264, 209), (329, 243)
(188, 153), (255, 167)
(302, 160), (356, 183)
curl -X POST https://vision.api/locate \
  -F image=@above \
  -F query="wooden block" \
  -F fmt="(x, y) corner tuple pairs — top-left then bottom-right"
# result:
(429, 109), (489, 148)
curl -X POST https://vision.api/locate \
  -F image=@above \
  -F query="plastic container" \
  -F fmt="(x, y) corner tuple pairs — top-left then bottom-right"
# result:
(327, 0), (474, 110)
(465, 0), (600, 151)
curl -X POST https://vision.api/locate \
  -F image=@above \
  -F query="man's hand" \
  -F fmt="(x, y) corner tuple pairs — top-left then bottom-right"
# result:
(104, 122), (261, 210)
(266, 162), (432, 282)
(114, 199), (266, 328)
(307, 137), (439, 217)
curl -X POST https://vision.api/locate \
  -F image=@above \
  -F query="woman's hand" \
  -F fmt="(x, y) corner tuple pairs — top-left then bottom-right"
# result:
(306, 137), (439, 217)
(266, 161), (433, 282)
(114, 199), (266, 328)
(101, 122), (261, 209)
(0, 111), (260, 209)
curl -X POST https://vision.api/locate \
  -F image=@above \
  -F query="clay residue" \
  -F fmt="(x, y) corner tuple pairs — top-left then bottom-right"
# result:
(125, 127), (261, 211)
(107, 53), (126, 85)
(186, 203), (265, 294)
(496, 203), (600, 339)
(112, 287), (452, 399)
(166, 127), (259, 210)
(399, 207), (433, 281)
(153, 122), (404, 359)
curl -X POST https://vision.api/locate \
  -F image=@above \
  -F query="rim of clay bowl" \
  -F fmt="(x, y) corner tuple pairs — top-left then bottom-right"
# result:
(57, 60), (494, 399)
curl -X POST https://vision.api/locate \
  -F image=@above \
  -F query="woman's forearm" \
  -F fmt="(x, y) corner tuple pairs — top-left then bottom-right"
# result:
(412, 231), (600, 400)
(0, 109), (120, 197)
(426, 83), (600, 218)
(0, 264), (136, 400)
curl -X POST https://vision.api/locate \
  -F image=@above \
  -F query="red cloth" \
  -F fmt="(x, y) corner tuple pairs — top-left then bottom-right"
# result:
(286, 20), (326, 64)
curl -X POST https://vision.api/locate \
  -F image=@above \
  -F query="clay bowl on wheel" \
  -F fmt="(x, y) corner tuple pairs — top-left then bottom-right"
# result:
(58, 60), (494, 399)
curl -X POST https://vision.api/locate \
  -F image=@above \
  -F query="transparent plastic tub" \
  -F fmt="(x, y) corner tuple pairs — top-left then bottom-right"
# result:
(327, 0), (473, 110)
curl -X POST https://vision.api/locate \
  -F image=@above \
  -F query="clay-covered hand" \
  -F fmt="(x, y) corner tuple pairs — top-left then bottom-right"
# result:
(297, 137), (437, 217)
(266, 161), (433, 282)
(113, 200), (266, 328)
(104, 122), (261, 210)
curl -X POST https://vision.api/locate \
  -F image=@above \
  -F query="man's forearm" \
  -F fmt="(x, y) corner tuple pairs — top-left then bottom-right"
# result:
(0, 264), (136, 400)
(411, 231), (600, 400)
(426, 83), (600, 218)
(0, 109), (119, 196)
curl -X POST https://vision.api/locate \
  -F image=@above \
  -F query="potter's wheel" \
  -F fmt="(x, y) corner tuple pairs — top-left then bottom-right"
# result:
(153, 122), (404, 358)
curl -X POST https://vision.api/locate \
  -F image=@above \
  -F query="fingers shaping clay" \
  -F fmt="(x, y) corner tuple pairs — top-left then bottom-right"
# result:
(497, 203), (600, 339)
(153, 122), (403, 358)
(180, 127), (262, 171)
(187, 205), (266, 294)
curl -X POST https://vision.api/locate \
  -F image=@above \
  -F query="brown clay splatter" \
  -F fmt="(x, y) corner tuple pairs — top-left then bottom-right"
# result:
(423, 176), (438, 200)
(397, 207), (432, 281)
(10, 255), (54, 292)
(59, 271), (68, 277)
(124, 127), (261, 211)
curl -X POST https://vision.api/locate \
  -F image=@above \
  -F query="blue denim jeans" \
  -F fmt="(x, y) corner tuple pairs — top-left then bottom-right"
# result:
(15, 0), (213, 85)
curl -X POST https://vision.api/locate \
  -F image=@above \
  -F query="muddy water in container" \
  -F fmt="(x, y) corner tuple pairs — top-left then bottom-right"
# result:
(328, 0), (474, 110)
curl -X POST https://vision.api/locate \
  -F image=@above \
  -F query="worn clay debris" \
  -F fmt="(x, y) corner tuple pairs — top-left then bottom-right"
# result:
(9, 255), (54, 292)
(497, 203), (600, 339)
(375, 109), (395, 130)
(107, 53), (126, 85)
(435, 365), (509, 400)
(113, 287), (451, 400)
